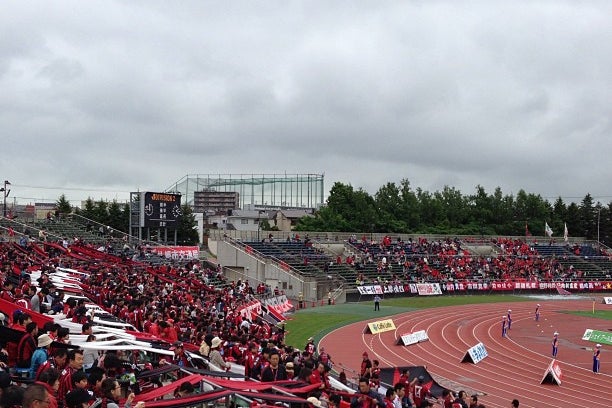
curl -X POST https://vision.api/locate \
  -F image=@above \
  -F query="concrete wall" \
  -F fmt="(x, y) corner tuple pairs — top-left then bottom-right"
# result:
(216, 240), (319, 301)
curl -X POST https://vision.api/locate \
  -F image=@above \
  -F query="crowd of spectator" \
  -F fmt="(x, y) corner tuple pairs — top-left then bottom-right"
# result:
(344, 235), (609, 286)
(0, 236), (348, 408)
(0, 229), (569, 408)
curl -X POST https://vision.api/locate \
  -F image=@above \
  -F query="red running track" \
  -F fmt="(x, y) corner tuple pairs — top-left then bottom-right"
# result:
(320, 299), (612, 408)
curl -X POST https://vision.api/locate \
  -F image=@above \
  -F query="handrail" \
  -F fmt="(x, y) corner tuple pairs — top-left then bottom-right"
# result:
(67, 213), (166, 248)
(0, 216), (64, 242)
(0, 225), (27, 242)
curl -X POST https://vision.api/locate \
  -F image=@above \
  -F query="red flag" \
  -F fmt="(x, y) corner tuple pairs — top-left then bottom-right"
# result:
(392, 367), (400, 385)
(8, 227), (14, 236)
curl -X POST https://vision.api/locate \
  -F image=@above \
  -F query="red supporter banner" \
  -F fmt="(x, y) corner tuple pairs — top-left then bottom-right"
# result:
(151, 246), (199, 260)
(491, 281), (514, 291)
(238, 300), (262, 319)
(357, 285), (407, 295)
(358, 280), (612, 295)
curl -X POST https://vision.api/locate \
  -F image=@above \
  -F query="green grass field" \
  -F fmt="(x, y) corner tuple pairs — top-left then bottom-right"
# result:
(284, 294), (533, 348)
(562, 310), (612, 320)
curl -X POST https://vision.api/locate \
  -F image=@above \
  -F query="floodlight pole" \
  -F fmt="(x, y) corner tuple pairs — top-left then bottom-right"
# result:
(597, 207), (601, 251)
(2, 180), (10, 217)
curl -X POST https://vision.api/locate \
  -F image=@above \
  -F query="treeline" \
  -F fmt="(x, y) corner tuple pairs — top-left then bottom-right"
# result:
(294, 180), (612, 244)
(56, 195), (199, 245)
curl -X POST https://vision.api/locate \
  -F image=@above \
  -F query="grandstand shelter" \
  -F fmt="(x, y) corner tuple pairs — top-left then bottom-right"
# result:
(166, 173), (325, 212)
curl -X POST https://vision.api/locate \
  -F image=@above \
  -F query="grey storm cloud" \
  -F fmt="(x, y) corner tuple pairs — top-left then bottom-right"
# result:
(1, 0), (611, 205)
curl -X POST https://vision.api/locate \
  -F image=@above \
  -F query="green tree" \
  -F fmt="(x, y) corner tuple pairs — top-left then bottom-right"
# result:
(469, 185), (492, 227)
(375, 182), (406, 232)
(579, 194), (595, 239)
(490, 187), (515, 234)
(56, 194), (72, 215)
(76, 197), (96, 220)
(416, 188), (444, 229)
(176, 204), (199, 245)
(436, 185), (469, 228)
(566, 203), (580, 238)
(399, 179), (420, 231)
(107, 200), (127, 232)
(323, 182), (378, 232)
(294, 206), (350, 231)
(552, 197), (567, 223)
(94, 200), (110, 226)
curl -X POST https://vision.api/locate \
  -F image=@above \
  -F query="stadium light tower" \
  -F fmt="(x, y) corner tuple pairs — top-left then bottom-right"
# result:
(2, 180), (10, 217)
(597, 207), (601, 251)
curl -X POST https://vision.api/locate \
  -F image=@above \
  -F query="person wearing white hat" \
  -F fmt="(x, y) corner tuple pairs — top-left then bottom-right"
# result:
(535, 304), (541, 321)
(208, 336), (231, 371)
(501, 316), (508, 338)
(306, 396), (323, 408)
(29, 334), (53, 378)
(507, 309), (513, 330)
(552, 332), (559, 358)
(593, 344), (602, 373)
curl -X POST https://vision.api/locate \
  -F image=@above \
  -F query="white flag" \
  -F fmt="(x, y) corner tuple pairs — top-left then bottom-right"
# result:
(563, 223), (568, 242)
(545, 222), (553, 237)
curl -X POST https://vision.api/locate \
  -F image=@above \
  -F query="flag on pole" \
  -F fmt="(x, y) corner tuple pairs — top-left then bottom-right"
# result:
(563, 223), (568, 242)
(545, 222), (553, 237)
(525, 222), (531, 237)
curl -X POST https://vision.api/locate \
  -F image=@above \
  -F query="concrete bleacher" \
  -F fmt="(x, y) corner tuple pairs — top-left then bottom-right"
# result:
(245, 240), (332, 279)
(231, 232), (612, 288)
(534, 244), (608, 280)
(32, 218), (108, 245)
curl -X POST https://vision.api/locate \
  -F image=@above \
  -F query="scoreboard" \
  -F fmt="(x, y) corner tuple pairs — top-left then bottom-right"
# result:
(140, 192), (182, 228)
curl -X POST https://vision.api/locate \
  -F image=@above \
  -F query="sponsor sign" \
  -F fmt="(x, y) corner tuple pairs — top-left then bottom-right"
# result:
(364, 319), (396, 334)
(541, 359), (562, 385)
(582, 329), (612, 346)
(460, 342), (488, 364)
(398, 330), (429, 346)
(603, 297), (612, 305)
(151, 246), (199, 260)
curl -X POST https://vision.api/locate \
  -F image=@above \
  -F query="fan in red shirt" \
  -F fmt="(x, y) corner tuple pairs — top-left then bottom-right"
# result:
(57, 349), (84, 408)
(360, 352), (372, 380)
(309, 362), (331, 391)
(35, 348), (68, 380)
(17, 322), (38, 368)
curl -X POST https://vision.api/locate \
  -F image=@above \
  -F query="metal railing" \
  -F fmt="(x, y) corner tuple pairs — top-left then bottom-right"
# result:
(222, 235), (308, 284)
(0, 216), (64, 243)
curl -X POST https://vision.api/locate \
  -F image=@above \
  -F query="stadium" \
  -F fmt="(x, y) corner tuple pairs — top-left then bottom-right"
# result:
(1, 175), (611, 408)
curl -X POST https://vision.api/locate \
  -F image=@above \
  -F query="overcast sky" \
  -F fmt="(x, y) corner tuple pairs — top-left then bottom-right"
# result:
(2, 1), (611, 207)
